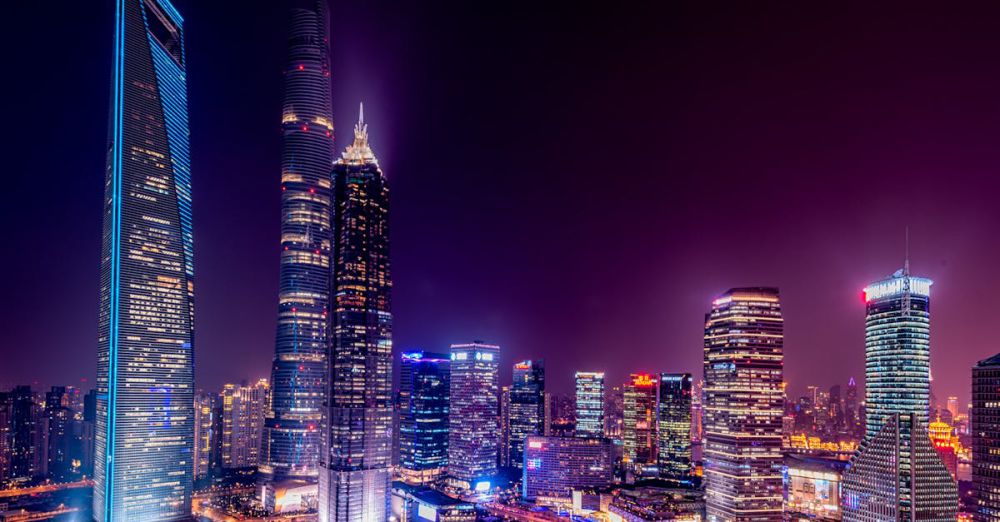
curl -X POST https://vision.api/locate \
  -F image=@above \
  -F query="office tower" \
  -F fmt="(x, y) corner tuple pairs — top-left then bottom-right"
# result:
(220, 380), (269, 469)
(95, 0), (195, 518)
(606, 385), (624, 440)
(193, 392), (214, 480)
(45, 387), (77, 481)
(522, 435), (614, 505)
(4, 386), (37, 481)
(543, 392), (553, 436)
(261, 0), (335, 483)
(0, 393), (8, 483)
(318, 107), (393, 521)
(499, 386), (511, 468)
(81, 390), (97, 477)
(845, 377), (859, 436)
(841, 267), (957, 522)
(973, 353), (1000, 522)
(509, 360), (545, 470)
(623, 373), (658, 468)
(947, 396), (959, 420)
(658, 373), (692, 479)
(575, 372), (605, 438)
(398, 351), (450, 485)
(829, 385), (842, 431)
(692, 379), (704, 442)
(703, 288), (784, 522)
(447, 342), (500, 490)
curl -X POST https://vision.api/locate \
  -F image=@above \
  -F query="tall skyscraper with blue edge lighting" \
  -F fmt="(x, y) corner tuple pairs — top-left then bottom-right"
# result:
(398, 351), (450, 485)
(95, 0), (194, 519)
(261, 0), (335, 483)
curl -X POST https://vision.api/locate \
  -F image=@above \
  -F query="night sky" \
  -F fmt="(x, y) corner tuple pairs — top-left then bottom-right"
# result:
(6, 1), (1000, 406)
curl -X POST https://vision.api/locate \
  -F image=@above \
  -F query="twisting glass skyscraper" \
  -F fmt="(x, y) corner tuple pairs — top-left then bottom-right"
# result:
(95, 0), (194, 519)
(703, 288), (784, 522)
(318, 107), (393, 521)
(261, 0), (335, 482)
(841, 266), (957, 522)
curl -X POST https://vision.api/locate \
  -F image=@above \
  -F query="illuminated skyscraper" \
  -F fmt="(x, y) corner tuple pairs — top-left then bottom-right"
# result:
(317, 107), (393, 521)
(703, 288), (784, 522)
(261, 0), (334, 483)
(220, 380), (270, 469)
(841, 266), (957, 522)
(499, 386), (511, 468)
(509, 360), (545, 470)
(522, 435), (614, 504)
(447, 342), (500, 490)
(95, 0), (194, 518)
(575, 372), (605, 439)
(398, 351), (450, 485)
(623, 373), (658, 468)
(193, 392), (214, 480)
(657, 373), (692, 479)
(973, 353), (1000, 522)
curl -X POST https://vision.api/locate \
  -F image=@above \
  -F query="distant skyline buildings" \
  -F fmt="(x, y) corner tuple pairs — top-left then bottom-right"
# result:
(261, 0), (335, 483)
(447, 342), (500, 490)
(94, 0), (195, 519)
(703, 288), (784, 522)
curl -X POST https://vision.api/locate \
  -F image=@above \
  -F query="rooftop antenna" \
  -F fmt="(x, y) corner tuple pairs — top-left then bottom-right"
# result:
(904, 226), (910, 276)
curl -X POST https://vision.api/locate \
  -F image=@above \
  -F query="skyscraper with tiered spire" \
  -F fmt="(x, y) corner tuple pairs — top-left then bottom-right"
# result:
(318, 106), (393, 521)
(260, 0), (335, 483)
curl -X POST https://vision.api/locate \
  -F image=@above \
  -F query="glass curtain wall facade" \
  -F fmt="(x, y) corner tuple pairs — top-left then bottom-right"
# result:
(509, 360), (545, 470)
(703, 288), (784, 522)
(658, 373), (693, 479)
(261, 0), (335, 482)
(574, 372), (605, 439)
(447, 342), (500, 489)
(95, 0), (195, 519)
(623, 373), (658, 468)
(398, 351), (451, 485)
(841, 268), (957, 522)
(318, 108), (393, 521)
(972, 353), (1000, 522)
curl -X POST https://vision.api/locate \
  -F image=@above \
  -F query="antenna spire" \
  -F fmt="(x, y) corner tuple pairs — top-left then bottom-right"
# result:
(359, 102), (364, 126)
(904, 226), (910, 276)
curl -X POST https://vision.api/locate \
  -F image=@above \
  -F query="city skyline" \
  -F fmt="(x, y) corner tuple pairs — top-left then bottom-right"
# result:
(9, 1), (1000, 408)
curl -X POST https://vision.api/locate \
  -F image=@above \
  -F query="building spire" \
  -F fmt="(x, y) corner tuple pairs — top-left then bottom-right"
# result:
(904, 226), (910, 276)
(341, 102), (377, 165)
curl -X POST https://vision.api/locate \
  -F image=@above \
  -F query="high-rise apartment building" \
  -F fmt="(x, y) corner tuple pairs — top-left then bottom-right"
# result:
(509, 360), (545, 470)
(703, 288), (784, 522)
(973, 353), (1000, 522)
(318, 107), (393, 521)
(220, 380), (270, 469)
(398, 351), (450, 485)
(261, 0), (335, 483)
(658, 373), (692, 479)
(575, 372), (605, 438)
(623, 373), (658, 469)
(447, 342), (500, 490)
(193, 392), (214, 480)
(94, 0), (195, 518)
(841, 267), (957, 522)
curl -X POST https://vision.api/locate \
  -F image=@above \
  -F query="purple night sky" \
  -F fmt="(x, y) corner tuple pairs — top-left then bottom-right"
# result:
(5, 1), (1000, 407)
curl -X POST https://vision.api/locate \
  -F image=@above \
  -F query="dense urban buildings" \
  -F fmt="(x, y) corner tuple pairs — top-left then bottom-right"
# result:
(973, 353), (1000, 522)
(398, 350), (451, 485)
(509, 360), (545, 470)
(703, 288), (784, 522)
(623, 373), (658, 470)
(575, 372), (605, 438)
(261, 0), (335, 484)
(657, 373), (693, 479)
(318, 107), (394, 520)
(94, 0), (195, 519)
(447, 342), (500, 490)
(522, 435), (614, 506)
(841, 266), (957, 522)
(220, 380), (270, 469)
